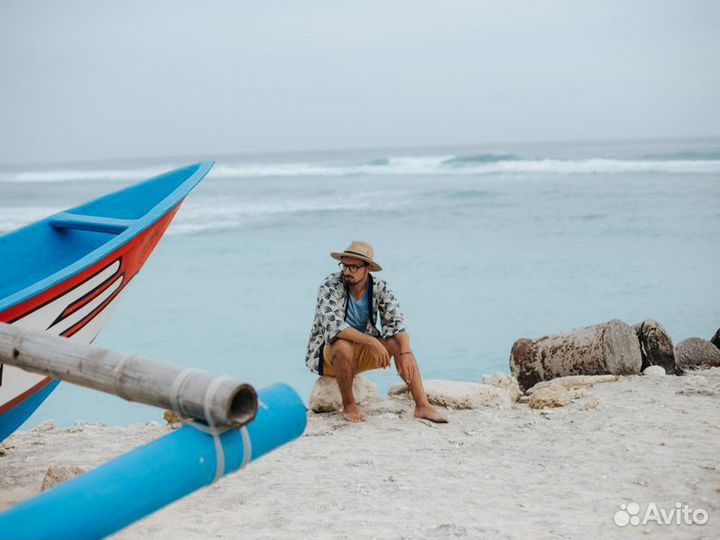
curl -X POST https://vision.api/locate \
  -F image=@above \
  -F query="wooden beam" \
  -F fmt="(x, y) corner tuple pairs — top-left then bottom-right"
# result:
(0, 323), (257, 427)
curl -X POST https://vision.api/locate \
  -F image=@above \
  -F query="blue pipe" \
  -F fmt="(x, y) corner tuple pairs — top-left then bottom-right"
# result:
(0, 383), (306, 540)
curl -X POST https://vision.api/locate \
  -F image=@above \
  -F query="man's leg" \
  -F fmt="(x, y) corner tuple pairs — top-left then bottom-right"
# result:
(384, 335), (448, 423)
(325, 339), (366, 422)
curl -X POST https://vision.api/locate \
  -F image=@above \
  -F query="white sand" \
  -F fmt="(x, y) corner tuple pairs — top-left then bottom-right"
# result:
(1, 369), (719, 539)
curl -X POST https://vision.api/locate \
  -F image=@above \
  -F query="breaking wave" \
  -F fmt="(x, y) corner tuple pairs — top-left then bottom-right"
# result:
(208, 156), (720, 178)
(3, 151), (720, 184)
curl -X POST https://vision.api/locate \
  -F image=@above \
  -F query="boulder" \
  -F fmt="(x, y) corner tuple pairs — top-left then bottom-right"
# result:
(309, 375), (380, 413)
(643, 365), (666, 377)
(389, 379), (512, 410)
(675, 338), (720, 372)
(528, 385), (571, 409)
(633, 320), (676, 374)
(41, 465), (88, 491)
(525, 374), (620, 395)
(510, 319), (642, 391)
(482, 372), (522, 402)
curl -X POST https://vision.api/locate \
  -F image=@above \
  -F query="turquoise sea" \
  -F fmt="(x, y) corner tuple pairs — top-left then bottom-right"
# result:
(1, 137), (719, 428)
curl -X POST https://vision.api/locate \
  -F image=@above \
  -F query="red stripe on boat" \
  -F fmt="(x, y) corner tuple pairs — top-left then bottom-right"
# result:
(0, 376), (54, 415)
(0, 204), (183, 416)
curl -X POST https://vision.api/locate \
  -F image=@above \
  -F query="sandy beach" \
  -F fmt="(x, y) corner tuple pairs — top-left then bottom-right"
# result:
(1, 368), (718, 539)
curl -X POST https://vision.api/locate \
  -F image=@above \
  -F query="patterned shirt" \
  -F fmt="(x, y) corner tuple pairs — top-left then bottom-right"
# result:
(305, 272), (408, 374)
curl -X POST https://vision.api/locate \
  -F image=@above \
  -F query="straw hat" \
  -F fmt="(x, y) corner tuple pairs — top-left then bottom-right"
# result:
(330, 240), (382, 272)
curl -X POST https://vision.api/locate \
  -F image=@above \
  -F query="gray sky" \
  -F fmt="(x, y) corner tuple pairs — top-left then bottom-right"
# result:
(1, 0), (719, 164)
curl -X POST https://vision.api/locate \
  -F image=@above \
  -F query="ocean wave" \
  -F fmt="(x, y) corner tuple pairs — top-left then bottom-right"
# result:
(0, 206), (63, 233)
(168, 194), (406, 235)
(421, 189), (492, 200)
(208, 155), (456, 179)
(209, 156), (720, 178)
(442, 153), (519, 166)
(641, 150), (720, 161)
(0, 166), (172, 183)
(0, 191), (408, 236)
(3, 154), (720, 184)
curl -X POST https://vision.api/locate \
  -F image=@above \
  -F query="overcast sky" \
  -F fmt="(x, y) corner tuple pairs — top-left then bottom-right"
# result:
(1, 1), (719, 164)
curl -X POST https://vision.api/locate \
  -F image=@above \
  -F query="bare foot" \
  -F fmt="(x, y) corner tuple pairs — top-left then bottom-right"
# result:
(414, 404), (448, 423)
(342, 403), (366, 423)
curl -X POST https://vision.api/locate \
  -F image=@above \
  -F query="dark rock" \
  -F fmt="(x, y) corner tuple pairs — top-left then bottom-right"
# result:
(633, 320), (676, 374)
(710, 328), (720, 350)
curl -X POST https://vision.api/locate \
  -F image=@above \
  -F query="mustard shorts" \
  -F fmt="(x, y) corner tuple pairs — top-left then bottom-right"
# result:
(320, 342), (385, 377)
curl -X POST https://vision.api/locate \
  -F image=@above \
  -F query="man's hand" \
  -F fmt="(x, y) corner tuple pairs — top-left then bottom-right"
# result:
(369, 338), (391, 368)
(396, 352), (417, 383)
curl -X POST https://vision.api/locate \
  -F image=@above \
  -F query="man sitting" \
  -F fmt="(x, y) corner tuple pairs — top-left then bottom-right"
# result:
(305, 241), (447, 424)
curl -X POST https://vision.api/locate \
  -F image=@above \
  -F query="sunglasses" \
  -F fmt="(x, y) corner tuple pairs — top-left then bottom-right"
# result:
(338, 262), (367, 272)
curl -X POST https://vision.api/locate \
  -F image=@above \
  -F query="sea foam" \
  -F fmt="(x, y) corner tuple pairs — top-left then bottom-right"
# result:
(5, 154), (720, 183)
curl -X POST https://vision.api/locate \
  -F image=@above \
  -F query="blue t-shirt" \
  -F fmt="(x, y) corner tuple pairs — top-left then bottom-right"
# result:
(346, 287), (370, 332)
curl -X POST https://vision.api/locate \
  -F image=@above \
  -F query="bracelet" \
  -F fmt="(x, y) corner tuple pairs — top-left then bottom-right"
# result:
(399, 351), (413, 356)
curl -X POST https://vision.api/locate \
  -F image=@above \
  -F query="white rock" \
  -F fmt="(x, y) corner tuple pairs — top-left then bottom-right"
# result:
(529, 385), (571, 409)
(309, 375), (380, 413)
(526, 374), (619, 395)
(643, 365), (666, 377)
(482, 372), (522, 402)
(389, 379), (512, 410)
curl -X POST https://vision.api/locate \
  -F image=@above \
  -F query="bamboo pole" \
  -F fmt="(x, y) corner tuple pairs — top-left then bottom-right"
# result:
(0, 322), (257, 428)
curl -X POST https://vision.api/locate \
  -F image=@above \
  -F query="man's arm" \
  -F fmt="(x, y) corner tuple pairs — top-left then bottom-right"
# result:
(376, 281), (414, 380)
(392, 330), (416, 383)
(336, 327), (390, 367)
(393, 331), (411, 354)
(336, 327), (376, 346)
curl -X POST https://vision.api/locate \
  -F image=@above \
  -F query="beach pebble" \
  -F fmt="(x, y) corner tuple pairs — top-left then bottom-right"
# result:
(309, 375), (380, 413)
(482, 372), (522, 402)
(163, 410), (182, 424)
(643, 365), (666, 377)
(389, 380), (512, 410)
(675, 338), (720, 372)
(582, 397), (604, 410)
(526, 374), (619, 395)
(41, 464), (89, 491)
(634, 319), (676, 374)
(529, 385), (571, 409)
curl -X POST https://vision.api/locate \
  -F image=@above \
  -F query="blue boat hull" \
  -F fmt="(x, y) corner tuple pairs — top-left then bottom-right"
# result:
(0, 161), (213, 441)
